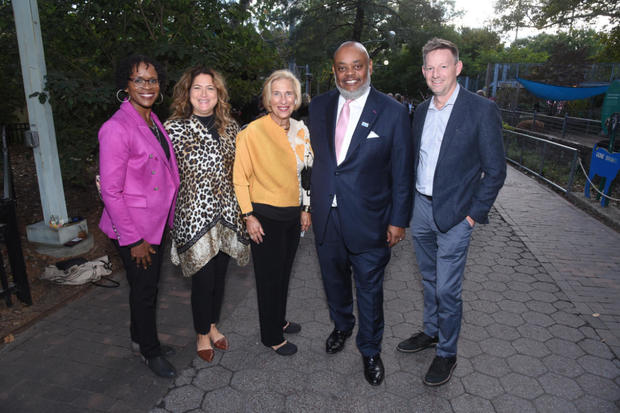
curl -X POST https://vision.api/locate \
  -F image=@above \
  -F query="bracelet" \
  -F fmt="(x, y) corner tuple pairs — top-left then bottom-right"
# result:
(242, 211), (253, 220)
(302, 205), (311, 212)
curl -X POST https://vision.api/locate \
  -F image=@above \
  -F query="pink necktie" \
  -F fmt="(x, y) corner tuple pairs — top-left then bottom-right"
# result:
(335, 100), (352, 158)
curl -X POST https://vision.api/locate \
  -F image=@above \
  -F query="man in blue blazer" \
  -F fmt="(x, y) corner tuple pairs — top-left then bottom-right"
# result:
(309, 41), (413, 386)
(397, 38), (506, 386)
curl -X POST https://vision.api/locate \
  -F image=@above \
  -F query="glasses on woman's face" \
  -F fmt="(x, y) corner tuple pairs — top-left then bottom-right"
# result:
(129, 77), (159, 88)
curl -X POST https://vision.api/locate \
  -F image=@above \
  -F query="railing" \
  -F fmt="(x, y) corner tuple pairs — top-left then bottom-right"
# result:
(1, 123), (29, 146)
(503, 129), (580, 193)
(500, 109), (602, 141)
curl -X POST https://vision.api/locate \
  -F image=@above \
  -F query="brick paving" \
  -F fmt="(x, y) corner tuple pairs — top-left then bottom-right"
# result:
(0, 165), (619, 412)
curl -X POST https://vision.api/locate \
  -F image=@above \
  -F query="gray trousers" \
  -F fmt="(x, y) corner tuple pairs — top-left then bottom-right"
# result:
(411, 192), (474, 358)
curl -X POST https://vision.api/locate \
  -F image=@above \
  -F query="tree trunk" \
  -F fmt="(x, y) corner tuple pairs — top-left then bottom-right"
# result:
(351, 0), (364, 42)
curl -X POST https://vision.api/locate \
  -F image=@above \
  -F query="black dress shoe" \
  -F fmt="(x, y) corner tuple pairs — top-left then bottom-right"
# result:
(362, 354), (385, 386)
(326, 329), (353, 354)
(145, 355), (177, 378)
(424, 355), (457, 386)
(396, 332), (438, 353)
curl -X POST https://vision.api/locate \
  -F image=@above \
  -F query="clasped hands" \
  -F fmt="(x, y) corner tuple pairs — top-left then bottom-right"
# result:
(130, 240), (156, 269)
(246, 212), (312, 244)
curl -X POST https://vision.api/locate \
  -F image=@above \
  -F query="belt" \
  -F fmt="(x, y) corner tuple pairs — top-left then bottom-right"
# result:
(419, 192), (432, 201)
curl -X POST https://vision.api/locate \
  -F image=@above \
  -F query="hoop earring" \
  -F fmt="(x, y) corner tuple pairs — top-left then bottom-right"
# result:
(156, 93), (164, 105)
(116, 89), (129, 103)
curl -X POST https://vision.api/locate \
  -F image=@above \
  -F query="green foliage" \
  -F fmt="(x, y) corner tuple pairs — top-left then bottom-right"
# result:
(1, 0), (617, 192)
(0, 2), (25, 123)
(519, 31), (604, 85)
(595, 26), (620, 62)
(2, 0), (281, 187)
(535, 0), (619, 30)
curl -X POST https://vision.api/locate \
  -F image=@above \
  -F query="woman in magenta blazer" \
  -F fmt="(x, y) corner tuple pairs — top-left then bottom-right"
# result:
(99, 55), (180, 378)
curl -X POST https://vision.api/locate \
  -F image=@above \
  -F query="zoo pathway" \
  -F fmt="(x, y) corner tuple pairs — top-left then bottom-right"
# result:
(0, 165), (618, 412)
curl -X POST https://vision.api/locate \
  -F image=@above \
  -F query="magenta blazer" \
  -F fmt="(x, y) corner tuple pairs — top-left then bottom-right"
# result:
(98, 101), (180, 247)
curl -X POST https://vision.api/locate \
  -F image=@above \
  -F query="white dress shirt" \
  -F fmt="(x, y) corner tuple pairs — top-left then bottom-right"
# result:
(416, 84), (460, 196)
(335, 88), (371, 165)
(333, 87), (371, 206)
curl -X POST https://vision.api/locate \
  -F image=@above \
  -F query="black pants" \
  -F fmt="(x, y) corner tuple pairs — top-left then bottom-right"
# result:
(114, 239), (165, 359)
(251, 213), (300, 347)
(191, 251), (230, 334)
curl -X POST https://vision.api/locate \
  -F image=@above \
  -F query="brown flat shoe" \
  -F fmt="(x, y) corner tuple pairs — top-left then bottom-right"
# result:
(213, 337), (229, 351)
(197, 348), (214, 362)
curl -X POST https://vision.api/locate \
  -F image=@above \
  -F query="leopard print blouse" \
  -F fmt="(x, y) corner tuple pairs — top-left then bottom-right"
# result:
(164, 116), (250, 277)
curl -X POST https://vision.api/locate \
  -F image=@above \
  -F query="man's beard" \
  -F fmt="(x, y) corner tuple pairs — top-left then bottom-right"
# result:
(336, 71), (371, 100)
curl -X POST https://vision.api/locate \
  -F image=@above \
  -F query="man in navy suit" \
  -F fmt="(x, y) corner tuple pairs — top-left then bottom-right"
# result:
(397, 38), (506, 386)
(309, 41), (413, 386)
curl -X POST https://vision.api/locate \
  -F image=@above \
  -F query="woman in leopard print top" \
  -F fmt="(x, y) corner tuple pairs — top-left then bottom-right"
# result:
(165, 66), (249, 362)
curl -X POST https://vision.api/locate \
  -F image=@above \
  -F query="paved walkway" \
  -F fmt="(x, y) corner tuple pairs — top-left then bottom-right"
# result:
(1, 165), (619, 412)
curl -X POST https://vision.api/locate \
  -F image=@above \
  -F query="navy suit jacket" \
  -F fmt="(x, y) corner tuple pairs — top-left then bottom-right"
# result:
(309, 87), (414, 252)
(412, 87), (506, 233)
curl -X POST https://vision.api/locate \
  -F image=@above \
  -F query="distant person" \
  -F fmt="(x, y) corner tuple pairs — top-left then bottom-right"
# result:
(397, 38), (506, 386)
(98, 55), (180, 378)
(165, 66), (250, 362)
(233, 69), (313, 356)
(309, 41), (413, 385)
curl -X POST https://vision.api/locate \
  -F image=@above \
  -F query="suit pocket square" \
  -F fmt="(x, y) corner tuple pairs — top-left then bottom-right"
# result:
(367, 131), (380, 139)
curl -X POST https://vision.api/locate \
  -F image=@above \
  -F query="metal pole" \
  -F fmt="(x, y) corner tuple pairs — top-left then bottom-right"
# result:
(567, 151), (578, 192)
(561, 113), (568, 139)
(12, 0), (68, 225)
(492, 64), (499, 98)
(305, 64), (310, 96)
(2, 126), (10, 200)
(539, 141), (547, 175)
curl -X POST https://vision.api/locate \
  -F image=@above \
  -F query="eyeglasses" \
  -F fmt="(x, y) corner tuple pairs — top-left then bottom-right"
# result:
(129, 77), (159, 87)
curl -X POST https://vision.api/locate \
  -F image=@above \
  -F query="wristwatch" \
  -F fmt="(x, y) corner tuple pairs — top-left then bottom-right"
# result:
(242, 211), (254, 220)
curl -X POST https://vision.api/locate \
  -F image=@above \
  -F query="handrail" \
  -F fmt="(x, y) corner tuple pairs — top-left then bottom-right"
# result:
(503, 128), (580, 193)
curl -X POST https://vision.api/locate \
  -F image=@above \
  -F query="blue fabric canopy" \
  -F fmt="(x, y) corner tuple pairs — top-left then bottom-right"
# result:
(517, 77), (609, 101)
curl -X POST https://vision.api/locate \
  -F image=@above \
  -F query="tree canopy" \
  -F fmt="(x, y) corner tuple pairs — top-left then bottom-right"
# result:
(1, 0), (617, 186)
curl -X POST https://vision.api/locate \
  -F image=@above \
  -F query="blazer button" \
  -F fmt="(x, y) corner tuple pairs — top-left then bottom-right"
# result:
(149, 154), (154, 159)
(151, 170), (156, 175)
(335, 171), (340, 176)
(154, 187), (159, 191)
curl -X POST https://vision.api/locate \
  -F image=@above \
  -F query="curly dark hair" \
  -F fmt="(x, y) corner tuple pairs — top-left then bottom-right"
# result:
(115, 54), (167, 90)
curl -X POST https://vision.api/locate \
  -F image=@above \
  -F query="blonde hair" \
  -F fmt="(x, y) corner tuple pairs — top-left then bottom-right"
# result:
(169, 65), (234, 135)
(261, 69), (302, 113)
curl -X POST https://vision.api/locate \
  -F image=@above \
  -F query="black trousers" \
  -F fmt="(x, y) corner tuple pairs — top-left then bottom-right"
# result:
(191, 251), (230, 334)
(114, 239), (165, 359)
(251, 212), (300, 347)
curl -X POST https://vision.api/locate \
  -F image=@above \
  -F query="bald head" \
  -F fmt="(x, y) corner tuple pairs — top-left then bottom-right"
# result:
(332, 41), (373, 100)
(333, 41), (370, 62)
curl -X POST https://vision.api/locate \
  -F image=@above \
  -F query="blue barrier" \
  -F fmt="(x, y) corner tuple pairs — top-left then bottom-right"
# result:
(585, 144), (620, 207)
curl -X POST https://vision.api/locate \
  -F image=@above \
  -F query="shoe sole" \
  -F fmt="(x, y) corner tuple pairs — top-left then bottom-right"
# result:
(423, 362), (457, 387)
(396, 342), (437, 353)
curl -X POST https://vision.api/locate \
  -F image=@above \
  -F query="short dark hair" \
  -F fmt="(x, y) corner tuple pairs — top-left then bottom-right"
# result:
(115, 54), (167, 90)
(422, 38), (459, 65)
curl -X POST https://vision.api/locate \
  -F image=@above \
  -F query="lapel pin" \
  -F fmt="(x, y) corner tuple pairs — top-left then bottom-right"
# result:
(361, 122), (369, 128)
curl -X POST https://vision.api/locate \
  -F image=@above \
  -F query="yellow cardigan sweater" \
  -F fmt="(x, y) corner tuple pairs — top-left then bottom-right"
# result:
(233, 115), (310, 214)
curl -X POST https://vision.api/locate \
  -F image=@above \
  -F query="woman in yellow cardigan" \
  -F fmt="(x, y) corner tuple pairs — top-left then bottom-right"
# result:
(233, 70), (312, 356)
